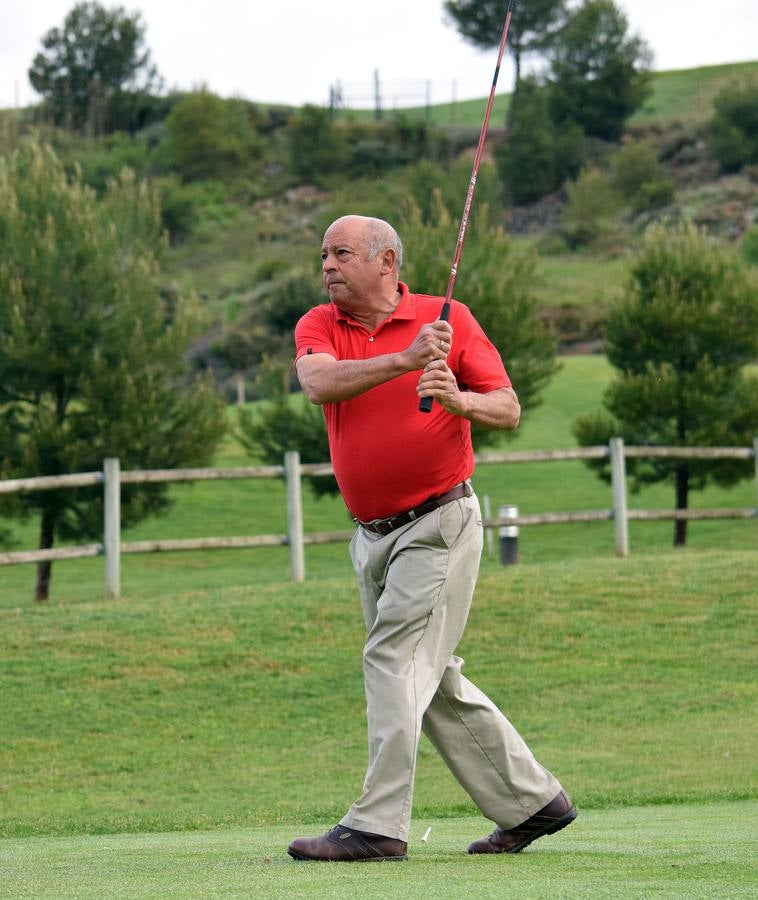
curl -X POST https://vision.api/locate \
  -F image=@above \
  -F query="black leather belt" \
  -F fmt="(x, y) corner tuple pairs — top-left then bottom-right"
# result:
(357, 482), (473, 536)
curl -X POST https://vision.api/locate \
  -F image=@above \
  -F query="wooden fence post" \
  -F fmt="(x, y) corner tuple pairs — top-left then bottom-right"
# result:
(104, 457), (121, 598)
(284, 451), (305, 582)
(610, 437), (629, 557)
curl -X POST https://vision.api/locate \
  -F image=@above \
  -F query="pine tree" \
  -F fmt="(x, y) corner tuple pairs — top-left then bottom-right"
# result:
(573, 222), (758, 545)
(0, 143), (225, 599)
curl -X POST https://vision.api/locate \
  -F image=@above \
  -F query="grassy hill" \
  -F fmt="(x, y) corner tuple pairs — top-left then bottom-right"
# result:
(342, 60), (758, 128)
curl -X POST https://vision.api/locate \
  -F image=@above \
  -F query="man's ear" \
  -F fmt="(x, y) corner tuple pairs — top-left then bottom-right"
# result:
(380, 248), (397, 274)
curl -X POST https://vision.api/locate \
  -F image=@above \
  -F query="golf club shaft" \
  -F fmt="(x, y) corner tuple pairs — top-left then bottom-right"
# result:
(419, 0), (515, 413)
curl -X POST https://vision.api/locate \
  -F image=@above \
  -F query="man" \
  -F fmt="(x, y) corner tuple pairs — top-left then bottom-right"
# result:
(288, 215), (575, 862)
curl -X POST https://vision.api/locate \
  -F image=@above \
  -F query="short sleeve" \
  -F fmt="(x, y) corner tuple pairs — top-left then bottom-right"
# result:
(294, 306), (337, 361)
(450, 301), (511, 392)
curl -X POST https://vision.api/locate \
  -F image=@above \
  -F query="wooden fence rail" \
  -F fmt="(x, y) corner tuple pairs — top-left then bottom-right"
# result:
(1, 438), (756, 598)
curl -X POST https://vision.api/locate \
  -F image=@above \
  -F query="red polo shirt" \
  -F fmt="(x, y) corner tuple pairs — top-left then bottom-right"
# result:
(294, 281), (510, 521)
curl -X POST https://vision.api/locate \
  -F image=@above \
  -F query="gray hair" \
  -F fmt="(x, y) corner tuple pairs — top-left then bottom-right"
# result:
(364, 217), (403, 270)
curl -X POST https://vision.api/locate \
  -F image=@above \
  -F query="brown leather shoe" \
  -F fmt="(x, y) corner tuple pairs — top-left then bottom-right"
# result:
(468, 790), (577, 854)
(288, 824), (408, 862)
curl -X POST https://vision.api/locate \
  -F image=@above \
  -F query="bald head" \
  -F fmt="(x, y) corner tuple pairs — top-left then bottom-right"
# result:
(325, 215), (403, 271)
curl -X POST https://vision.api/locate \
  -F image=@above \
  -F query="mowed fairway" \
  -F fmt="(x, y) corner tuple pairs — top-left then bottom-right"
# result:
(2, 803), (756, 898)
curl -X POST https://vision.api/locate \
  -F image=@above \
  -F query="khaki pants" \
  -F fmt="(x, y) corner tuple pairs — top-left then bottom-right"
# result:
(340, 492), (561, 842)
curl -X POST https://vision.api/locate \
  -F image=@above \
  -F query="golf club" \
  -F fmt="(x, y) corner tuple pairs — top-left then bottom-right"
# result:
(419, 0), (516, 413)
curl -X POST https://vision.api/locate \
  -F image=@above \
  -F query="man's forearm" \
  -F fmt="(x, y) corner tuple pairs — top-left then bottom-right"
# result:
(458, 387), (521, 430)
(297, 353), (410, 404)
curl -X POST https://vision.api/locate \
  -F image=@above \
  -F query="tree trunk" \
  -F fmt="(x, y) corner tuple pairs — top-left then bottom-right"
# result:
(507, 51), (522, 131)
(235, 372), (246, 406)
(673, 463), (689, 546)
(34, 504), (56, 601)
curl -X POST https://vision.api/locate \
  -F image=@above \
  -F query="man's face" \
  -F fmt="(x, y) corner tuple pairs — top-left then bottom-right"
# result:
(321, 219), (383, 311)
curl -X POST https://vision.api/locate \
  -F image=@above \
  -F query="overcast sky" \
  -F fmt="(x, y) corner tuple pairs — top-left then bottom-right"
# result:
(1, 0), (756, 111)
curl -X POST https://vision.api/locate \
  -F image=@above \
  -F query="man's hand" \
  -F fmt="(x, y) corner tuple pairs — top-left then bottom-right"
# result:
(417, 361), (521, 430)
(416, 359), (465, 415)
(399, 321), (453, 371)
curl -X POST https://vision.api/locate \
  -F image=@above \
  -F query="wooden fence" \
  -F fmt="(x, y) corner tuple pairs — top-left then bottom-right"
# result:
(1, 438), (756, 598)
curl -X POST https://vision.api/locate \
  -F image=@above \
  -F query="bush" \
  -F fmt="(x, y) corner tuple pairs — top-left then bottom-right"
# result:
(163, 90), (262, 182)
(154, 176), (198, 243)
(77, 132), (151, 191)
(609, 139), (675, 213)
(561, 167), (622, 247)
(708, 78), (758, 172)
(287, 105), (348, 186)
(740, 224), (758, 266)
(497, 77), (558, 206)
(398, 196), (558, 430)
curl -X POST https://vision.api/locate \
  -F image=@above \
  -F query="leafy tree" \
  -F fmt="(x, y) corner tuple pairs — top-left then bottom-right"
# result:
(163, 91), (262, 182)
(547, 0), (652, 141)
(226, 268), (338, 495)
(28, 1), (160, 134)
(237, 359), (338, 499)
(196, 265), (322, 403)
(287, 105), (348, 186)
(496, 76), (566, 205)
(444, 0), (566, 87)
(573, 221), (758, 545)
(708, 77), (758, 172)
(0, 143), (226, 600)
(399, 195), (559, 436)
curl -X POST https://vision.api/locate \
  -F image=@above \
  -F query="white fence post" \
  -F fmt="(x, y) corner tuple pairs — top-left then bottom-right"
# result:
(610, 437), (629, 557)
(753, 436), (758, 509)
(483, 494), (493, 557)
(103, 457), (121, 598)
(284, 451), (305, 582)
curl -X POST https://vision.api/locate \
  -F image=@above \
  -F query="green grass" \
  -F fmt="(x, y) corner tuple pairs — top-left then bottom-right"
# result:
(528, 245), (629, 310)
(631, 60), (758, 125)
(1, 803), (756, 898)
(0, 548), (756, 839)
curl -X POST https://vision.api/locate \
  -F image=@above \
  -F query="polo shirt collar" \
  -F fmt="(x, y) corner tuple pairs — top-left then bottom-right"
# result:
(335, 281), (416, 327)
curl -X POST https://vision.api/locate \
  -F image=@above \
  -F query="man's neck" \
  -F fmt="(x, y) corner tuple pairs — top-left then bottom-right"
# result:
(343, 287), (402, 332)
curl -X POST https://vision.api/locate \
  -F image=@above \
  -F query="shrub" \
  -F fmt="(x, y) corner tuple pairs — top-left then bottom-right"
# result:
(496, 77), (558, 206)
(287, 105), (348, 185)
(740, 224), (758, 266)
(609, 139), (675, 213)
(708, 77), (758, 172)
(561, 167), (622, 247)
(163, 90), (262, 182)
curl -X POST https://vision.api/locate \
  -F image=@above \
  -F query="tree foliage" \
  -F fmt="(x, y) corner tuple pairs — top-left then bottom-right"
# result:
(28, 1), (160, 134)
(0, 142), (226, 599)
(496, 75), (584, 205)
(237, 359), (337, 499)
(547, 0), (652, 141)
(399, 195), (559, 438)
(164, 91), (263, 182)
(444, 0), (566, 84)
(287, 106), (348, 186)
(708, 77), (758, 173)
(573, 221), (758, 545)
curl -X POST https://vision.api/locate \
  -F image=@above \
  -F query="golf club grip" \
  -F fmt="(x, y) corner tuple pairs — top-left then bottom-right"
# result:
(419, 301), (451, 413)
